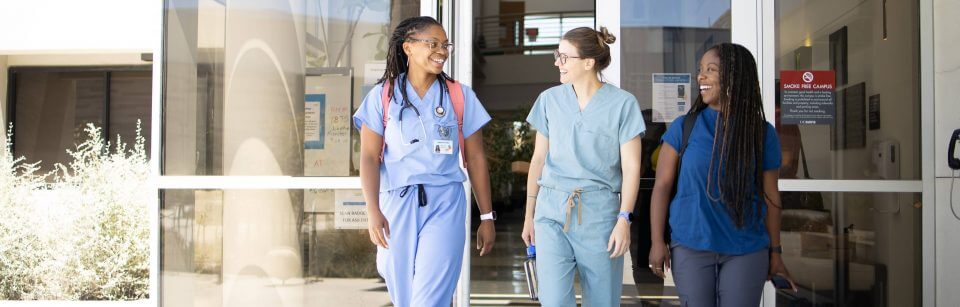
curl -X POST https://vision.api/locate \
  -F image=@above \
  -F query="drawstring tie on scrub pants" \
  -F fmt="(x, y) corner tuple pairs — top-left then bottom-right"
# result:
(563, 188), (584, 232)
(399, 184), (428, 207)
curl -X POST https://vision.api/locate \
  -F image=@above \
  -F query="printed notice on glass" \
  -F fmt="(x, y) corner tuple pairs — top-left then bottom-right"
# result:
(305, 75), (352, 176)
(304, 94), (325, 149)
(652, 73), (691, 123)
(334, 190), (366, 229)
(780, 71), (836, 125)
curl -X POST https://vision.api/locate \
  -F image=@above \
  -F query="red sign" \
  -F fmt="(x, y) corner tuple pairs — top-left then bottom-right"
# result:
(781, 70), (835, 91)
(780, 70), (837, 125)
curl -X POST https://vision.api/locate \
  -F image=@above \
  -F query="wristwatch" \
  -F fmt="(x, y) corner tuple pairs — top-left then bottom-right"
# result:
(617, 211), (633, 224)
(480, 211), (497, 221)
(769, 245), (783, 254)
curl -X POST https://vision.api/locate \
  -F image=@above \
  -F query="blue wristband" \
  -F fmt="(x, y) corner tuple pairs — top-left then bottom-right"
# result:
(617, 211), (633, 224)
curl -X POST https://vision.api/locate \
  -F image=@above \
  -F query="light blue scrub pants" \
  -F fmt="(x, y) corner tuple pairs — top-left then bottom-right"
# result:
(376, 182), (466, 307)
(535, 185), (623, 307)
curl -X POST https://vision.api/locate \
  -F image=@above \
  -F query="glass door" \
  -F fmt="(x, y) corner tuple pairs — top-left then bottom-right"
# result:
(598, 0), (743, 304)
(599, 0), (924, 306)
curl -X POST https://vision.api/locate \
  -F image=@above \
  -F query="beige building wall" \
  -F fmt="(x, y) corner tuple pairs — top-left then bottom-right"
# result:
(933, 0), (960, 305)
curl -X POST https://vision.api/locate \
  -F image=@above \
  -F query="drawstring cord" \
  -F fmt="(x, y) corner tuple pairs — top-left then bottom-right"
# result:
(562, 188), (584, 232)
(399, 184), (428, 207)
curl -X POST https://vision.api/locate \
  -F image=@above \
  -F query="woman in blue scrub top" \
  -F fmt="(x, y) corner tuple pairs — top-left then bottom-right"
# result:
(352, 16), (496, 307)
(521, 27), (646, 307)
(648, 43), (797, 306)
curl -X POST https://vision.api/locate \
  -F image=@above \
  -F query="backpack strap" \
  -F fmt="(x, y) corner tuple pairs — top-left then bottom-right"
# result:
(678, 109), (699, 158)
(663, 109), (699, 244)
(380, 81), (392, 162)
(378, 79), (469, 168)
(445, 80), (468, 168)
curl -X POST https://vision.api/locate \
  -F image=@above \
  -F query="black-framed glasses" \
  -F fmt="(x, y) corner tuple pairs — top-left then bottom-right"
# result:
(553, 50), (582, 65)
(406, 38), (454, 53)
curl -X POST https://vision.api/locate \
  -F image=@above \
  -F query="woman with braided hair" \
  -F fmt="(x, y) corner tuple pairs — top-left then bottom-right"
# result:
(352, 16), (496, 306)
(648, 43), (797, 306)
(522, 27), (646, 306)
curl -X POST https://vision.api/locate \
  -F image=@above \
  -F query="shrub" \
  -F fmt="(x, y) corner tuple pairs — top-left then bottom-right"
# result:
(0, 123), (150, 300)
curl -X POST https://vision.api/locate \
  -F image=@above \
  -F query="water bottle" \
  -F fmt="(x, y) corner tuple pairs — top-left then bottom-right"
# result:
(523, 245), (538, 301)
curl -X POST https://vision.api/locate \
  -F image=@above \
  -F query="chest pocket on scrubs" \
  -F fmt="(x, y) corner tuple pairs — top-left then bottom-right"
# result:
(384, 115), (423, 161)
(578, 125), (619, 174)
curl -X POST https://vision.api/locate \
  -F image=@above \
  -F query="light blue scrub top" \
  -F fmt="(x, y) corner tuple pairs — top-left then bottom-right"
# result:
(353, 76), (491, 192)
(526, 84), (647, 192)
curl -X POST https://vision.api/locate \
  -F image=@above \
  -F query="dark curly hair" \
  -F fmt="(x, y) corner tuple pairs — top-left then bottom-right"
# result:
(377, 16), (454, 106)
(689, 43), (769, 228)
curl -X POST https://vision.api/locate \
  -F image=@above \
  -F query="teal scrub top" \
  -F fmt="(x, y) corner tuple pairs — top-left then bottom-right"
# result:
(526, 84), (647, 192)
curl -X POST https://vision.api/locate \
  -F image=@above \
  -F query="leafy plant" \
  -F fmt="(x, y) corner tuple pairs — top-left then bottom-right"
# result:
(483, 105), (534, 205)
(0, 122), (149, 300)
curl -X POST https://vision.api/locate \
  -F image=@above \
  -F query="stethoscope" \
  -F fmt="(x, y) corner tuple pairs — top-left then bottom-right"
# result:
(396, 86), (448, 145)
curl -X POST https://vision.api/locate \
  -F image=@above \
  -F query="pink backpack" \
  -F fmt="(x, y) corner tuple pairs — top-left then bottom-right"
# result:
(380, 79), (469, 167)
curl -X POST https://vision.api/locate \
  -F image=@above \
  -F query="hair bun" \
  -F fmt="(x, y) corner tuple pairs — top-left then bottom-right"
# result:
(598, 27), (617, 45)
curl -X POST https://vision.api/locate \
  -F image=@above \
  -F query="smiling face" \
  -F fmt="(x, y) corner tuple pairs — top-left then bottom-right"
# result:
(403, 24), (449, 76)
(555, 40), (595, 84)
(697, 49), (722, 105)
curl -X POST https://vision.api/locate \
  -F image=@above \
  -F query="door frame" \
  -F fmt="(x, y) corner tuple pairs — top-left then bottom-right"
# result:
(596, 0), (925, 306)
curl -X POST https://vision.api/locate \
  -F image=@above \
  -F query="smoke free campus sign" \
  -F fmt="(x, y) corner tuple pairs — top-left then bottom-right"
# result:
(780, 71), (836, 125)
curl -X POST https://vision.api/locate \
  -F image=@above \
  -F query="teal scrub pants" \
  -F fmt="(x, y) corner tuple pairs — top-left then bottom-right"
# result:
(376, 182), (466, 307)
(534, 185), (623, 307)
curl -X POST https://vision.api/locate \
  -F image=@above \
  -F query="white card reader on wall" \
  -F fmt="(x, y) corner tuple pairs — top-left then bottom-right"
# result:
(873, 140), (900, 179)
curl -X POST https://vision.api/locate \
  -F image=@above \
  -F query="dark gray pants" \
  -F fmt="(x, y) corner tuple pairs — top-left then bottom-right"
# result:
(670, 243), (768, 307)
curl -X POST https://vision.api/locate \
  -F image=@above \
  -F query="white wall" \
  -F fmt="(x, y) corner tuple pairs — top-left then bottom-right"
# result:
(933, 0), (960, 305)
(0, 0), (160, 54)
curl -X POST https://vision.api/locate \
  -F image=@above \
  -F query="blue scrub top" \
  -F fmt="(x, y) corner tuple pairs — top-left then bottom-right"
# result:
(662, 107), (782, 255)
(353, 75), (491, 192)
(526, 84), (647, 192)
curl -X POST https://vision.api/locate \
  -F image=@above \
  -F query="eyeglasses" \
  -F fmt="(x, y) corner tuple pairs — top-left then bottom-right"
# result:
(398, 101), (428, 145)
(407, 38), (455, 53)
(553, 50), (582, 65)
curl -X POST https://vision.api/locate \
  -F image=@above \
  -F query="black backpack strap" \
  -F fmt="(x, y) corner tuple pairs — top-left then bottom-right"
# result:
(678, 110), (698, 158)
(662, 109), (699, 244)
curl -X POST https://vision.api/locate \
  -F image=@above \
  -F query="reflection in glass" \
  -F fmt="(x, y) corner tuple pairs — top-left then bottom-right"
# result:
(13, 71), (105, 174)
(161, 189), (388, 307)
(775, 0), (920, 180)
(777, 192), (920, 307)
(164, 0), (420, 177)
(618, 1), (732, 304)
(12, 69), (152, 174)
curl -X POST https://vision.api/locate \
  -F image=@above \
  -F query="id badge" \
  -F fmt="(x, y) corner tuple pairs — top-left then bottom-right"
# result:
(433, 140), (454, 155)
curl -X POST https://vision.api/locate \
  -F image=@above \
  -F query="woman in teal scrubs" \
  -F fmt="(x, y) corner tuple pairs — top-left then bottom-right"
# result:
(521, 27), (646, 306)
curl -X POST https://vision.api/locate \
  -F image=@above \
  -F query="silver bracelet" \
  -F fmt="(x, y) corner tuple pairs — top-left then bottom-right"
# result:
(527, 195), (537, 199)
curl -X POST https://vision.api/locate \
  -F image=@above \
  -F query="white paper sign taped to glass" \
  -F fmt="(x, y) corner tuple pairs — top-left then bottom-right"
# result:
(305, 94), (326, 149)
(780, 71), (836, 125)
(651, 73), (691, 123)
(335, 190), (367, 229)
(304, 74), (352, 176)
